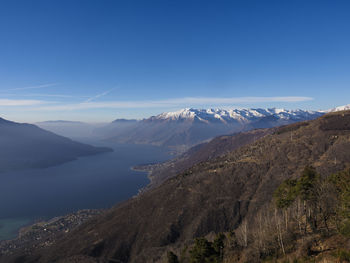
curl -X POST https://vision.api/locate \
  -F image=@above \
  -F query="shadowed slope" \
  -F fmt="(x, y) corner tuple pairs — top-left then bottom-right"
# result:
(0, 117), (112, 172)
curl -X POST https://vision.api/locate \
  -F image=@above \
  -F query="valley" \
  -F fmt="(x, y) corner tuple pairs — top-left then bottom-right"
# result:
(2, 109), (350, 262)
(0, 141), (171, 242)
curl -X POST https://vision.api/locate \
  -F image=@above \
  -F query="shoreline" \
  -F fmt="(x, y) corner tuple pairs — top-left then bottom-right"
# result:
(0, 209), (103, 256)
(0, 144), (173, 256)
(0, 163), (164, 250)
(130, 164), (157, 195)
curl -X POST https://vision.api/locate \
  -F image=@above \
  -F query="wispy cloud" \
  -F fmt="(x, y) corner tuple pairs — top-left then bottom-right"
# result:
(2, 83), (57, 91)
(0, 93), (84, 98)
(0, 99), (45, 106)
(31, 96), (313, 111)
(24, 93), (83, 98)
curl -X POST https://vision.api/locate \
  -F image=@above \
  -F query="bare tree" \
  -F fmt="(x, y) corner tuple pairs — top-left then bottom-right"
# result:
(236, 218), (249, 247)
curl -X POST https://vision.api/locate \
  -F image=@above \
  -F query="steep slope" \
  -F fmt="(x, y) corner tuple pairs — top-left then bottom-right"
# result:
(6, 111), (350, 263)
(137, 128), (274, 189)
(104, 108), (323, 150)
(0, 117), (112, 172)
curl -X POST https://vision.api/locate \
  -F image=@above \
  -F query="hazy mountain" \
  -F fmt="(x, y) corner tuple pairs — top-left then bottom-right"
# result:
(35, 108), (325, 150)
(36, 120), (107, 140)
(92, 119), (138, 139)
(0, 117), (112, 172)
(104, 108), (324, 150)
(7, 110), (350, 262)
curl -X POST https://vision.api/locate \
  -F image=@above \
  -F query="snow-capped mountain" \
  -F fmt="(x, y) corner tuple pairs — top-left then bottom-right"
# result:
(149, 108), (322, 124)
(328, 104), (350, 112)
(104, 107), (324, 151)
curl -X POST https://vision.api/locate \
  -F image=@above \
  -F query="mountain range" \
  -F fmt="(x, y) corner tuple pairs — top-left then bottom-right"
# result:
(0, 117), (112, 173)
(328, 104), (350, 112)
(5, 109), (350, 262)
(38, 107), (350, 152)
(96, 108), (325, 151)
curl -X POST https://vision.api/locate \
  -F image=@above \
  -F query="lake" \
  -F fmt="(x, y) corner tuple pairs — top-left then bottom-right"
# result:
(0, 142), (171, 240)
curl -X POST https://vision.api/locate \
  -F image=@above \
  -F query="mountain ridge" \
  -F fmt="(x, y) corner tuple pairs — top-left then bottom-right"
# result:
(0, 117), (112, 172)
(35, 106), (350, 149)
(149, 107), (322, 123)
(104, 107), (324, 150)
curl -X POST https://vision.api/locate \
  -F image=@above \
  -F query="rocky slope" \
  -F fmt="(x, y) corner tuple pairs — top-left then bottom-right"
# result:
(4, 110), (350, 263)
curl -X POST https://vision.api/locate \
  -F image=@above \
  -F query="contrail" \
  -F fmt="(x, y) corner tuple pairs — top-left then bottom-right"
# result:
(84, 88), (116, 103)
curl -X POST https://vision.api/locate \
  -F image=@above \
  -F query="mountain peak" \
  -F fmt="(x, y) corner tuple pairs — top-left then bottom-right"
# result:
(328, 104), (350, 112)
(152, 108), (198, 121)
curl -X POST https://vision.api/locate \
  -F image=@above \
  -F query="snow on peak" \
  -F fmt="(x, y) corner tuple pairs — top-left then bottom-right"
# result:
(156, 108), (197, 120)
(328, 104), (350, 112)
(151, 107), (323, 123)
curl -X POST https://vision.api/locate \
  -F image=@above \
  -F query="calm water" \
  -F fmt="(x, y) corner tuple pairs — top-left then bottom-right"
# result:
(0, 142), (171, 240)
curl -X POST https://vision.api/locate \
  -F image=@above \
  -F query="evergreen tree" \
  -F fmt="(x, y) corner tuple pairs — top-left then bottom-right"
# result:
(189, 236), (223, 263)
(190, 238), (214, 263)
(296, 166), (318, 201)
(329, 169), (350, 236)
(212, 233), (225, 261)
(273, 178), (298, 209)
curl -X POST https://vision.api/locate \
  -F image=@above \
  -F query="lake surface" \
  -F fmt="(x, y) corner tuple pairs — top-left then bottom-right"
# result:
(0, 142), (171, 240)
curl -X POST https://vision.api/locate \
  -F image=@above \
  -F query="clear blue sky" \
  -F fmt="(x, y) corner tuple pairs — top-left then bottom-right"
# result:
(0, 0), (349, 122)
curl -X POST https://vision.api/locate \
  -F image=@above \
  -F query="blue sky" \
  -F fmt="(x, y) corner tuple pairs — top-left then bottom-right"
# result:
(0, 0), (349, 122)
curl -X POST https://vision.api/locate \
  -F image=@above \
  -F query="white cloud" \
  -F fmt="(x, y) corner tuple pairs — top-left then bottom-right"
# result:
(30, 96), (313, 111)
(0, 99), (45, 106)
(0, 93), (85, 98)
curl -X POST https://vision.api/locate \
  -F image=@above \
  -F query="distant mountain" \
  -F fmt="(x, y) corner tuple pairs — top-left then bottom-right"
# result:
(38, 120), (85, 124)
(36, 120), (106, 139)
(151, 108), (321, 123)
(0, 117), (112, 172)
(104, 108), (324, 150)
(111, 119), (138, 124)
(92, 119), (138, 139)
(328, 104), (350, 112)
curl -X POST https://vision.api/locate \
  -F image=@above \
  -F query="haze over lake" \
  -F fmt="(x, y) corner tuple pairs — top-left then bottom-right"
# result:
(0, 142), (171, 240)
